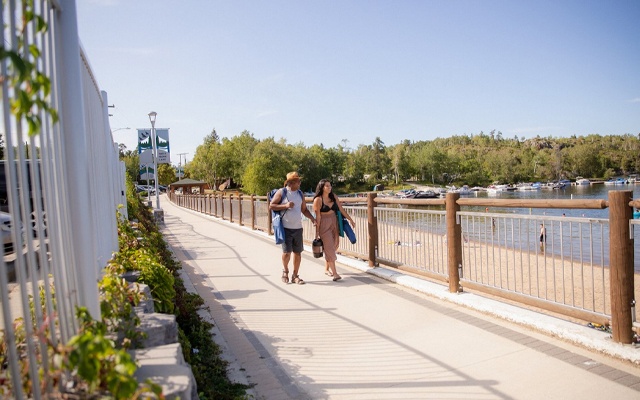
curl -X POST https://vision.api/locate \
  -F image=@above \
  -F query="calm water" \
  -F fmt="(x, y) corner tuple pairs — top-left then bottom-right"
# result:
(384, 183), (640, 271)
(467, 183), (640, 219)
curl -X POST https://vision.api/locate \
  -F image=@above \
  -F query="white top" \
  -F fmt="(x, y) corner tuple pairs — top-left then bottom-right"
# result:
(282, 188), (303, 229)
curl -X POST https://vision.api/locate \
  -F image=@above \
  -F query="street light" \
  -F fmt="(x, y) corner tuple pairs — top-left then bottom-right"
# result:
(111, 127), (131, 154)
(148, 111), (160, 210)
(111, 127), (131, 134)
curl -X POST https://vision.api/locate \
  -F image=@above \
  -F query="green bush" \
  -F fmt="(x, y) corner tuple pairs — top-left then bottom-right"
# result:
(134, 249), (175, 314)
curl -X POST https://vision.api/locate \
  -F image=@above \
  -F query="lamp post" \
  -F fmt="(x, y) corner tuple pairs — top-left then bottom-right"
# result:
(148, 111), (160, 209)
(111, 127), (131, 134)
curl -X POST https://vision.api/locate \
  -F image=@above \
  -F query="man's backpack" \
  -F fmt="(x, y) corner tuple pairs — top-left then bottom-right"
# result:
(268, 187), (288, 219)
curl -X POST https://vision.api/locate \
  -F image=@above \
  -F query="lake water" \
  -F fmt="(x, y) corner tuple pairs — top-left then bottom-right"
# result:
(467, 183), (640, 219)
(385, 183), (640, 271)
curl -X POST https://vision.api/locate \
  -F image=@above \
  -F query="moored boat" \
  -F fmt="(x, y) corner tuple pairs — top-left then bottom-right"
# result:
(575, 176), (591, 185)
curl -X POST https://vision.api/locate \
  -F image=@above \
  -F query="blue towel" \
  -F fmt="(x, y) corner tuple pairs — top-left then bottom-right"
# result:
(342, 216), (356, 244)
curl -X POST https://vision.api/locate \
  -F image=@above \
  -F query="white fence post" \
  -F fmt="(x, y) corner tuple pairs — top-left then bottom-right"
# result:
(57, 0), (100, 318)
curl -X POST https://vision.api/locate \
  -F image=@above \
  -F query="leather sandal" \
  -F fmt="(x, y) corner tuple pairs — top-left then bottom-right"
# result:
(291, 275), (305, 285)
(282, 270), (289, 284)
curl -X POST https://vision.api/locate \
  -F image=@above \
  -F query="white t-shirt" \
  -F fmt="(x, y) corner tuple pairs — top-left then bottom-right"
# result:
(281, 188), (303, 229)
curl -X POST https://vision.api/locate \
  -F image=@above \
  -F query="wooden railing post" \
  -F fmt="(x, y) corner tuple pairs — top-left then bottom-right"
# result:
(367, 193), (378, 267)
(446, 192), (462, 293)
(213, 193), (218, 217)
(609, 190), (634, 344)
(267, 191), (273, 235)
(250, 195), (256, 230)
(229, 193), (234, 223)
(220, 193), (225, 219)
(238, 193), (243, 226)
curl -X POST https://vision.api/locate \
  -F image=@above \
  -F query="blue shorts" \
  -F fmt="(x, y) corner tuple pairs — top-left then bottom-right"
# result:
(282, 228), (304, 254)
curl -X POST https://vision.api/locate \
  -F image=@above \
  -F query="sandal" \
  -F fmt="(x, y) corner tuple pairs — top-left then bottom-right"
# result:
(324, 271), (333, 277)
(332, 275), (342, 282)
(281, 270), (289, 284)
(291, 275), (305, 285)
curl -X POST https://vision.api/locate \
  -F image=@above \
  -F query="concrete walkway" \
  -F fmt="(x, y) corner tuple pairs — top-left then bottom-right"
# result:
(159, 195), (640, 400)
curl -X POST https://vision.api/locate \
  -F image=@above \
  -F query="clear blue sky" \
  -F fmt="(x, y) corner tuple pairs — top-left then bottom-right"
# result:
(77, 0), (640, 165)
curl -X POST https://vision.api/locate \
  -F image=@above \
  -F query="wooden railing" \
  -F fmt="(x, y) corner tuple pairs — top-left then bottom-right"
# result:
(169, 190), (638, 344)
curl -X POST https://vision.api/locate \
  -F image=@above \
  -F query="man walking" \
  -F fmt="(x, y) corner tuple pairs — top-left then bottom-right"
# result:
(269, 172), (316, 284)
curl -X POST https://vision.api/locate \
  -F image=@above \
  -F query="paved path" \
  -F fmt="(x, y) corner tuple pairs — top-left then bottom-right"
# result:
(159, 195), (640, 399)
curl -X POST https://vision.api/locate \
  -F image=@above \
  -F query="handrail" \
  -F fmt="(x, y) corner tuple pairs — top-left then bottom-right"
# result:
(375, 197), (446, 206)
(171, 190), (637, 344)
(457, 198), (609, 209)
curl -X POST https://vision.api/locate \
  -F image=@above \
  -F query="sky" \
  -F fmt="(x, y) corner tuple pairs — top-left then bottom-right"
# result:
(76, 0), (640, 166)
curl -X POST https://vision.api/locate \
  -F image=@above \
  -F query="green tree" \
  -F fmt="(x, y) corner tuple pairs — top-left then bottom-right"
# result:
(188, 129), (221, 188)
(389, 141), (411, 184)
(344, 145), (368, 184)
(223, 131), (258, 185)
(411, 142), (447, 184)
(367, 137), (390, 180)
(120, 152), (140, 183)
(241, 138), (293, 195)
(158, 164), (176, 185)
(295, 143), (333, 193)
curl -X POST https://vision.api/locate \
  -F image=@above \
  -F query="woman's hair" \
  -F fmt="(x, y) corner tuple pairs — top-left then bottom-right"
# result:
(314, 179), (336, 202)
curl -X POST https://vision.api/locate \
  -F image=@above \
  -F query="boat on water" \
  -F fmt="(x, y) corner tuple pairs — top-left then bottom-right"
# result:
(395, 189), (417, 198)
(414, 190), (438, 199)
(575, 176), (591, 185)
(447, 185), (471, 195)
(517, 182), (542, 191)
(545, 180), (569, 189)
(486, 183), (511, 194)
(628, 174), (638, 183)
(604, 177), (627, 185)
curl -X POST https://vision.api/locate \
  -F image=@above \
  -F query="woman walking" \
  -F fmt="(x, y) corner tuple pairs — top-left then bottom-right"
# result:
(312, 179), (355, 281)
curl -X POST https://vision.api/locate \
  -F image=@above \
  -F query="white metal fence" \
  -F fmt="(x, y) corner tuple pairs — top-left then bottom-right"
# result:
(0, 1), (124, 398)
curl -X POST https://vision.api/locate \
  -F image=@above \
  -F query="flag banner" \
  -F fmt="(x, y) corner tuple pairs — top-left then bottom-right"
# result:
(138, 128), (171, 165)
(139, 164), (155, 180)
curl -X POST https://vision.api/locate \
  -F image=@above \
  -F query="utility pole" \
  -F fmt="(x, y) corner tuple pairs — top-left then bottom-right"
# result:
(177, 152), (188, 179)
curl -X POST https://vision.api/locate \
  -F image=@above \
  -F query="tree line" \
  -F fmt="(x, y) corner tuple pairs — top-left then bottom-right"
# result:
(120, 130), (640, 196)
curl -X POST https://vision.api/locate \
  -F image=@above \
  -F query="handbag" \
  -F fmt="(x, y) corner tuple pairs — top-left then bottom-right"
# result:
(342, 216), (356, 244)
(336, 210), (344, 237)
(312, 238), (324, 258)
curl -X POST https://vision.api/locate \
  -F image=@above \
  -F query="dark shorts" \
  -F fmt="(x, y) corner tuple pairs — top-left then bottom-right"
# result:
(282, 228), (304, 254)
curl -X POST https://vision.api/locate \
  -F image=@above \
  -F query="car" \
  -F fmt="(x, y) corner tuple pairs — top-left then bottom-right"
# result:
(0, 211), (13, 252)
(136, 184), (156, 195)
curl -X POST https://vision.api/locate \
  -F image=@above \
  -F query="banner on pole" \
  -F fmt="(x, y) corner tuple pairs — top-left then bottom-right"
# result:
(139, 164), (155, 181)
(138, 128), (171, 167)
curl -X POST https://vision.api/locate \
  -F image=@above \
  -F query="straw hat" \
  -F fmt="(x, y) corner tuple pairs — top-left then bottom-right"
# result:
(285, 171), (302, 186)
